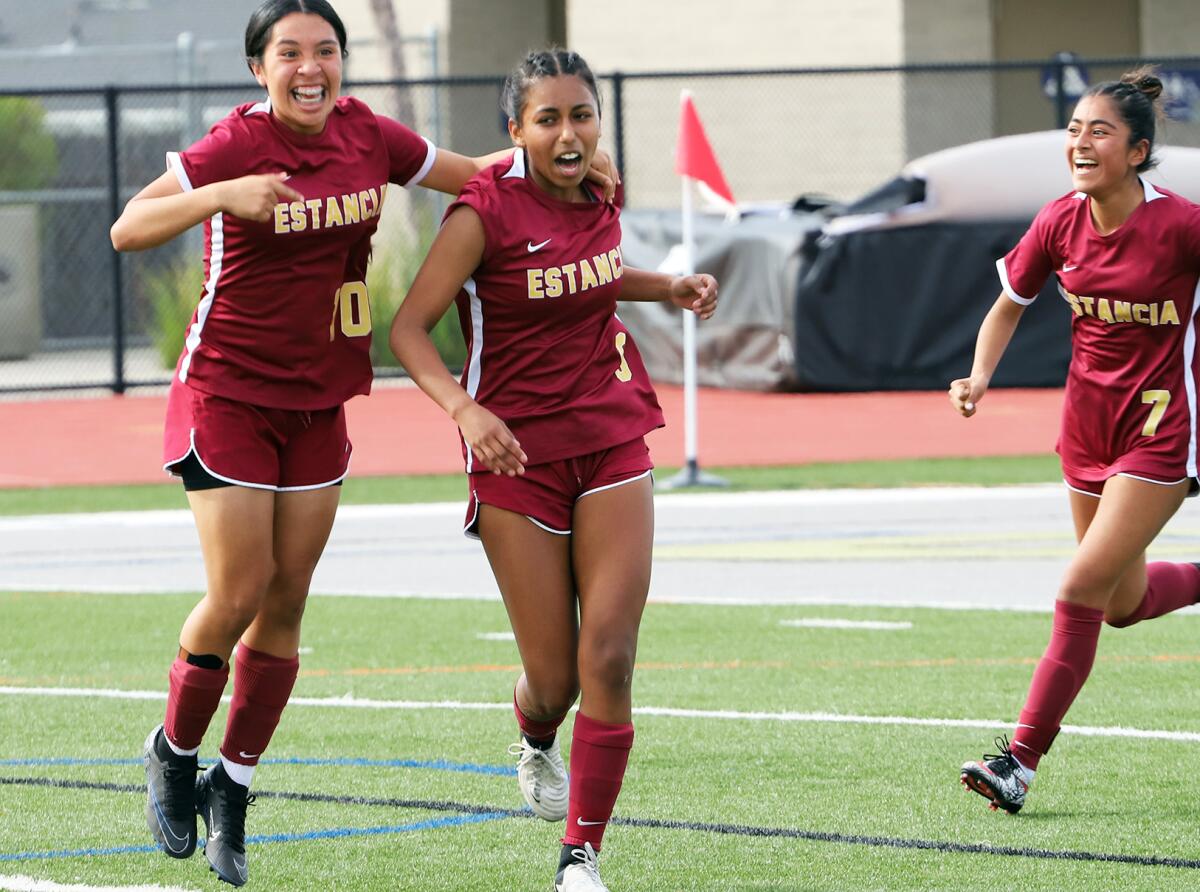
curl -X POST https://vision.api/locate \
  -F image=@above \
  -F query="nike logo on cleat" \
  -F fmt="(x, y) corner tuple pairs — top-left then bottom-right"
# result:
(526, 238), (552, 252)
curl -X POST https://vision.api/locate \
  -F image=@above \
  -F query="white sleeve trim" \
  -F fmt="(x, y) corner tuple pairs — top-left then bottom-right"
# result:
(995, 257), (1036, 306)
(166, 151), (193, 192)
(404, 137), (437, 188)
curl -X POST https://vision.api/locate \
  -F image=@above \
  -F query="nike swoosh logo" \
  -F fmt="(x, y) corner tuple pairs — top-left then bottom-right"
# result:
(576, 817), (606, 826)
(238, 751), (259, 759)
(148, 784), (191, 851)
(527, 238), (552, 252)
(1062, 265), (1078, 272)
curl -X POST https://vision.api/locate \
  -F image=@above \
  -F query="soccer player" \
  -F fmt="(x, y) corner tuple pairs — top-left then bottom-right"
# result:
(109, 2), (618, 886)
(390, 48), (717, 892)
(951, 67), (1200, 814)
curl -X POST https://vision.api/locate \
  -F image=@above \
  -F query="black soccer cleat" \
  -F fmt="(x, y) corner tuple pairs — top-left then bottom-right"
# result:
(197, 761), (255, 886)
(960, 735), (1029, 814)
(143, 725), (199, 858)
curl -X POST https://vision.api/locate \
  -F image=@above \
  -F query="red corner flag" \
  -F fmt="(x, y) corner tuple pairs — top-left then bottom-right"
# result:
(675, 90), (734, 205)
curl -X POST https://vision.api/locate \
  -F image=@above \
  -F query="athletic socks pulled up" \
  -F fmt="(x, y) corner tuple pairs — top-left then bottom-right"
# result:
(514, 690), (567, 749)
(1011, 599), (1103, 770)
(218, 644), (299, 785)
(164, 656), (229, 752)
(562, 712), (634, 851)
(1108, 561), (1200, 627)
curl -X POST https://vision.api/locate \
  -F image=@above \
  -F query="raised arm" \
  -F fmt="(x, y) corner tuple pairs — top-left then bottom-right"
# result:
(618, 267), (718, 319)
(948, 293), (1026, 417)
(388, 207), (527, 477)
(110, 170), (303, 252)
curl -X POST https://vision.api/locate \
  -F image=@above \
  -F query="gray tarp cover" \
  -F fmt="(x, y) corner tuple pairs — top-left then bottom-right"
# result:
(620, 131), (1200, 392)
(618, 209), (819, 391)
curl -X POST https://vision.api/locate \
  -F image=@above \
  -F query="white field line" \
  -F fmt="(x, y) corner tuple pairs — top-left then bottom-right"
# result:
(780, 619), (913, 630)
(0, 584), (1067, 613)
(3, 685), (1200, 744)
(0, 876), (199, 892)
(0, 485), (1064, 532)
(476, 632), (516, 641)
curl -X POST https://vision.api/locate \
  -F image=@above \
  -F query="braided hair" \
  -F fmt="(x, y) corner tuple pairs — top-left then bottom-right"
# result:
(501, 48), (601, 123)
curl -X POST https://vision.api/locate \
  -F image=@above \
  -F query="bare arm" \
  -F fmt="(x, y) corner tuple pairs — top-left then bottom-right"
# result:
(948, 292), (1026, 417)
(619, 266), (719, 319)
(110, 169), (304, 252)
(419, 147), (619, 202)
(388, 207), (528, 476)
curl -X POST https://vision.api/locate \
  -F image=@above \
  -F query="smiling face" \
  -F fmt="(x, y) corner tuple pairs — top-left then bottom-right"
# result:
(250, 12), (343, 136)
(508, 74), (600, 201)
(1065, 94), (1148, 199)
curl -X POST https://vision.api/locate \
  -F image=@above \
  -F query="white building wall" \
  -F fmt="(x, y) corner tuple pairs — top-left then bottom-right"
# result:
(567, 0), (908, 206)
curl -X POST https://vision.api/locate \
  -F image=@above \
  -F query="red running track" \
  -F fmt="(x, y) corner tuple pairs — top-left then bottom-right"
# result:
(0, 384), (1063, 489)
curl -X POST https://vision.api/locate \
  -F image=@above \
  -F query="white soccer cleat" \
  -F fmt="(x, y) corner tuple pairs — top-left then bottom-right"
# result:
(508, 736), (568, 821)
(555, 842), (608, 892)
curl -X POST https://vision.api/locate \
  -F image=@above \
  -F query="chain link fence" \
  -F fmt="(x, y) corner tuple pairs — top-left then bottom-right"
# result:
(4, 56), (1200, 395)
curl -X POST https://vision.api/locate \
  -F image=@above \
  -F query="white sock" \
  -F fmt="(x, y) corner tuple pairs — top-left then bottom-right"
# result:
(1012, 756), (1036, 786)
(164, 733), (199, 758)
(220, 754), (256, 789)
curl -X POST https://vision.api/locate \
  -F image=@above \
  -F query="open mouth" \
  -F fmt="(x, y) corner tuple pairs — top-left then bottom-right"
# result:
(554, 151), (583, 176)
(291, 85), (326, 107)
(1073, 157), (1098, 174)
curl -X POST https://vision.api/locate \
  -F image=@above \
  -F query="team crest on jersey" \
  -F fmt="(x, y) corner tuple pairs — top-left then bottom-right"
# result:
(1062, 290), (1180, 327)
(527, 246), (623, 300)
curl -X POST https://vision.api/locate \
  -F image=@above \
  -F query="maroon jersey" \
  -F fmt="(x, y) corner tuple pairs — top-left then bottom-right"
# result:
(1000, 180), (1200, 481)
(166, 96), (434, 409)
(448, 151), (664, 469)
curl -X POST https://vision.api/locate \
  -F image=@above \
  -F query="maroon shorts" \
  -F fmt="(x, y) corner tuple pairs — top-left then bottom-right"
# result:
(163, 379), (351, 491)
(1063, 468), (1198, 498)
(464, 437), (653, 537)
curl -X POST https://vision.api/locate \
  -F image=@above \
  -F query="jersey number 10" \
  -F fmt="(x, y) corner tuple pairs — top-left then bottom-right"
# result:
(330, 281), (372, 341)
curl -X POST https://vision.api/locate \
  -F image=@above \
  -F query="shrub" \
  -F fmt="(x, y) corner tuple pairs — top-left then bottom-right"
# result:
(144, 256), (204, 369)
(368, 213), (466, 372)
(0, 97), (59, 190)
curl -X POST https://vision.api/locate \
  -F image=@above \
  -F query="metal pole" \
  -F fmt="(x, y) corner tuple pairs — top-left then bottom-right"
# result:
(1054, 55), (1068, 129)
(105, 85), (126, 395)
(611, 71), (626, 189)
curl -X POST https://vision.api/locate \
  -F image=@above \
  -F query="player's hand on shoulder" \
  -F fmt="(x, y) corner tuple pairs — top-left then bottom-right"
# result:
(669, 273), (718, 319)
(217, 172), (304, 222)
(455, 402), (528, 477)
(948, 376), (986, 418)
(585, 149), (620, 203)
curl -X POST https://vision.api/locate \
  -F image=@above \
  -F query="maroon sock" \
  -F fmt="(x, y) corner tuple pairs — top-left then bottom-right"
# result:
(219, 644), (299, 766)
(163, 657), (229, 751)
(514, 690), (567, 743)
(1011, 600), (1103, 769)
(562, 713), (634, 851)
(1107, 562), (1200, 627)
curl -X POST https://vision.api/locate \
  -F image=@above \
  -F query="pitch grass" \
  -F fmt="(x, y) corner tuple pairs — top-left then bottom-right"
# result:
(3, 591), (1200, 890)
(0, 454), (1062, 516)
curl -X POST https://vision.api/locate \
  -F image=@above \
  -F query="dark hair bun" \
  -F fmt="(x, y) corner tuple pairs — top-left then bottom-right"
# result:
(1121, 66), (1164, 102)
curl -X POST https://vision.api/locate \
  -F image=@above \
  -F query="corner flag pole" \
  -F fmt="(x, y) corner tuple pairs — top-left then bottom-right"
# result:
(661, 91), (727, 490)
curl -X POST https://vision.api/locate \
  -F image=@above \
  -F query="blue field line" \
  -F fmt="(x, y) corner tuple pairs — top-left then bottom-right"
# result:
(0, 843), (159, 862)
(0, 812), (511, 863)
(247, 811), (510, 845)
(0, 755), (516, 776)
